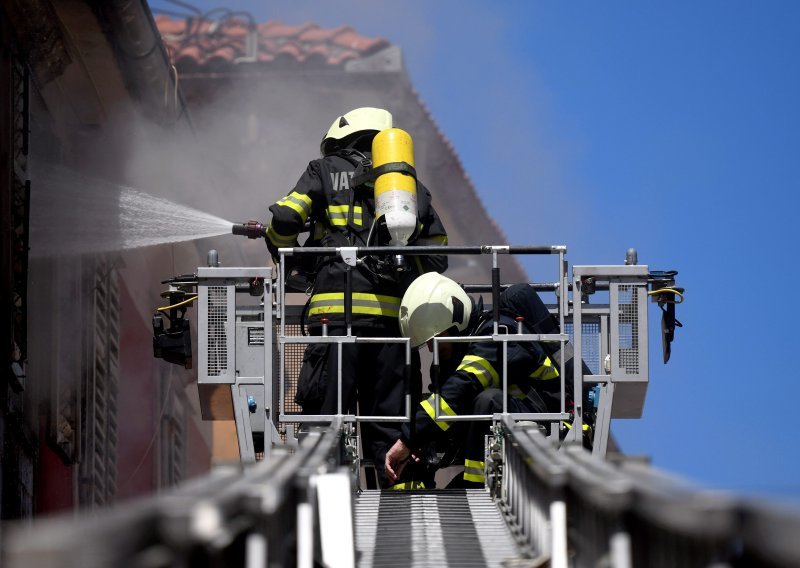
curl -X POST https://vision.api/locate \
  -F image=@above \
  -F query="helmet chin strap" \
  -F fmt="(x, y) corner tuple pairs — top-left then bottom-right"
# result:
(451, 296), (465, 327)
(344, 132), (376, 153)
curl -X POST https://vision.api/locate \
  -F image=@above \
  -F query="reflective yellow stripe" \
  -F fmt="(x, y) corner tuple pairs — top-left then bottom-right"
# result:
(308, 292), (401, 318)
(457, 355), (499, 389)
(266, 224), (297, 247)
(464, 459), (485, 483)
(328, 205), (349, 227)
(564, 422), (592, 432)
(327, 204), (347, 226)
(275, 192), (312, 222)
(530, 356), (559, 380)
(390, 480), (426, 490)
(421, 394), (457, 431)
(326, 204), (363, 227)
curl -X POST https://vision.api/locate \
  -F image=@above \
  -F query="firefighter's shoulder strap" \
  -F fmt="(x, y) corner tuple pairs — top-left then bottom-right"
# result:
(331, 149), (373, 189)
(351, 161), (417, 188)
(328, 149), (417, 194)
(335, 147), (418, 189)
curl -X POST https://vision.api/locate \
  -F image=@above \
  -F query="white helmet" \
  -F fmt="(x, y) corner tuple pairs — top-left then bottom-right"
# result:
(320, 107), (393, 155)
(399, 272), (472, 348)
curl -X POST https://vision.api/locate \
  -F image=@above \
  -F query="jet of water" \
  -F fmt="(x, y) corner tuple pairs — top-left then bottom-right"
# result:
(29, 165), (234, 258)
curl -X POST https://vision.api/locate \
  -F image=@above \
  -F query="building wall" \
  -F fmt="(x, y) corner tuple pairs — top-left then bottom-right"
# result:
(1, 5), (37, 529)
(1, 0), (217, 524)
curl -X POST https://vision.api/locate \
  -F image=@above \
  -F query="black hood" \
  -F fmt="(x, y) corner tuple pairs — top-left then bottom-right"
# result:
(466, 295), (484, 334)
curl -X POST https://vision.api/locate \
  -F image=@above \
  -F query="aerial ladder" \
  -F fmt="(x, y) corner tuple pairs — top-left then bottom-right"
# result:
(179, 242), (686, 567)
(7, 243), (800, 568)
(7, 117), (800, 565)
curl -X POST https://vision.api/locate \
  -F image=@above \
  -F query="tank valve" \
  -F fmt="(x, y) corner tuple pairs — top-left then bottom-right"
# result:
(232, 220), (266, 239)
(393, 254), (408, 272)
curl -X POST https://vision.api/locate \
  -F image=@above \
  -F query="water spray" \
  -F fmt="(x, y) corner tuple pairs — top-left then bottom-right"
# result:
(31, 165), (235, 257)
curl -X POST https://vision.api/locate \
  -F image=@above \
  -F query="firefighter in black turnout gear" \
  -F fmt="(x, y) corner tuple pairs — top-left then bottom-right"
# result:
(385, 273), (585, 488)
(265, 108), (448, 486)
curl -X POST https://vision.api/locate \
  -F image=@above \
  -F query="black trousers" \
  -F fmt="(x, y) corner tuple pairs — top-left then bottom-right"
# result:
(463, 388), (542, 479)
(297, 325), (421, 485)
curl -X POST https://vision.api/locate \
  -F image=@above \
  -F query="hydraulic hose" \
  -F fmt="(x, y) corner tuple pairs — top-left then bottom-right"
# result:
(157, 295), (198, 312)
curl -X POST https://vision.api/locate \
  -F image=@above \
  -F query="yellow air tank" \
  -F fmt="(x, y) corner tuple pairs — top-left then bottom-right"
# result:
(372, 128), (418, 246)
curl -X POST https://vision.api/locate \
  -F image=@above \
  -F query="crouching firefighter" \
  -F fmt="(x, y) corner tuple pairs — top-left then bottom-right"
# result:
(385, 273), (592, 488)
(264, 107), (448, 487)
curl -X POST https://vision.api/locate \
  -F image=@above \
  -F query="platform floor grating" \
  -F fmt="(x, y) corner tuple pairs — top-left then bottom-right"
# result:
(354, 489), (525, 568)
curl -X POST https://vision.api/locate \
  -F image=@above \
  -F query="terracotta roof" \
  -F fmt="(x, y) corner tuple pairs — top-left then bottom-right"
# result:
(155, 15), (390, 69)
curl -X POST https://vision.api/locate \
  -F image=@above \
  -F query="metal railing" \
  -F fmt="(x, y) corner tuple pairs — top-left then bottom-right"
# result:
(274, 245), (656, 463)
(6, 417), (800, 567)
(276, 245), (571, 432)
(497, 416), (800, 568)
(187, 246), (654, 463)
(3, 419), (348, 568)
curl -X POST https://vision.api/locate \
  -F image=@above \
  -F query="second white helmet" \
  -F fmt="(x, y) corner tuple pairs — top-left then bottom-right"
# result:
(399, 272), (472, 348)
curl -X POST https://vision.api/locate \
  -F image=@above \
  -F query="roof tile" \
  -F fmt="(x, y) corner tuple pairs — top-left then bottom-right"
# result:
(208, 45), (238, 61)
(332, 29), (385, 52)
(259, 21), (318, 39)
(155, 15), (184, 35)
(175, 44), (202, 62)
(156, 15), (390, 70)
(298, 24), (353, 43)
(328, 50), (359, 66)
(276, 42), (303, 59)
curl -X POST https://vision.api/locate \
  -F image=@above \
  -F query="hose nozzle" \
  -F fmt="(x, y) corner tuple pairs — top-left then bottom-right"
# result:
(232, 220), (266, 239)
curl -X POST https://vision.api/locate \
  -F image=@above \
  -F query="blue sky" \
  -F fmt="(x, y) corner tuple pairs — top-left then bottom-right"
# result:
(149, 1), (800, 499)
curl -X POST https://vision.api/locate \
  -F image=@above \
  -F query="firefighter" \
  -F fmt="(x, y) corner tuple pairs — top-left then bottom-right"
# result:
(385, 272), (579, 488)
(265, 107), (448, 487)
